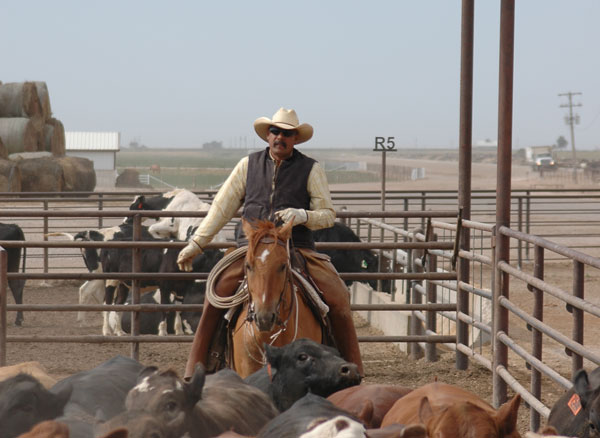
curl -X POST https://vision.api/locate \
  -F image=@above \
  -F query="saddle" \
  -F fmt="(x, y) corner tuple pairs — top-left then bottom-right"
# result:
(205, 247), (335, 373)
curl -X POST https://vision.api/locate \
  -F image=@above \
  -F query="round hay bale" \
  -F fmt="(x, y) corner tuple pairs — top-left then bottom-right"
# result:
(116, 168), (151, 188)
(17, 157), (65, 192)
(55, 156), (96, 191)
(34, 81), (52, 120)
(45, 118), (65, 156)
(0, 81), (42, 118)
(0, 159), (22, 192)
(0, 118), (43, 154)
(0, 137), (7, 160)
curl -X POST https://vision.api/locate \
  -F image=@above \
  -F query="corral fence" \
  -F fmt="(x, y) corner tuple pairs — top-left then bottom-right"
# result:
(1, 189), (600, 432)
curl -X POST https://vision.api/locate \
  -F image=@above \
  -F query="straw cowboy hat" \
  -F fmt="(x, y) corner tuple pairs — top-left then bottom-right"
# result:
(254, 108), (314, 144)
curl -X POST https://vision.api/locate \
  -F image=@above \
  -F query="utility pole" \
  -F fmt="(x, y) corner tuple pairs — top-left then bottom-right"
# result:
(558, 91), (582, 182)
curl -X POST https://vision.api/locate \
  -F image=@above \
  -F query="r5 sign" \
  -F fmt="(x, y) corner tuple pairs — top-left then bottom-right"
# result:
(374, 137), (396, 151)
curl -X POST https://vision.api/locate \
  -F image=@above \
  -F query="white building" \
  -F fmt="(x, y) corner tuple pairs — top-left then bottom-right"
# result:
(65, 131), (120, 188)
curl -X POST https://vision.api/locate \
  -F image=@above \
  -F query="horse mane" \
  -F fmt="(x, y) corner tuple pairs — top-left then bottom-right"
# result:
(246, 220), (283, 264)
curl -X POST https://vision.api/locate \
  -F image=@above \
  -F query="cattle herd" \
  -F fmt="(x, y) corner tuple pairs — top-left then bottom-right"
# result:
(0, 188), (597, 437)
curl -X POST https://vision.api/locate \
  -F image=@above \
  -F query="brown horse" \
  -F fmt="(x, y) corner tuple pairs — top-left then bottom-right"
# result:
(231, 219), (323, 378)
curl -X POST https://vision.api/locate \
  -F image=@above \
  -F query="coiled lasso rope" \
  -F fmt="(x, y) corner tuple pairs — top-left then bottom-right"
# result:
(206, 246), (249, 309)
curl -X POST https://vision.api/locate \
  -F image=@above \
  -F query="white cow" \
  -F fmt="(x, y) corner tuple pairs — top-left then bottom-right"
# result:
(147, 189), (213, 241)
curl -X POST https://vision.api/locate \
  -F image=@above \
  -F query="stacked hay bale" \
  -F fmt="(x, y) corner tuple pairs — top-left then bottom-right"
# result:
(0, 80), (93, 192)
(0, 81), (65, 156)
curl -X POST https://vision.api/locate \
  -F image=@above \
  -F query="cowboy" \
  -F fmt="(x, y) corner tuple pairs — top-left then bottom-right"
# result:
(177, 107), (364, 378)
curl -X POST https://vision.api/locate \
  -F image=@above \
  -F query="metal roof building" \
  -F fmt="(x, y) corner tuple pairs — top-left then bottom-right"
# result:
(65, 131), (120, 188)
(65, 131), (120, 171)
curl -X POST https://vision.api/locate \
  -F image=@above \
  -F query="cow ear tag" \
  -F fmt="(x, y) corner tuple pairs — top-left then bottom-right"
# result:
(267, 363), (273, 382)
(568, 393), (582, 416)
(361, 260), (368, 269)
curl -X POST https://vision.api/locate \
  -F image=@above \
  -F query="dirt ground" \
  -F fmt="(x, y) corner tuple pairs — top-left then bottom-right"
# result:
(4, 154), (599, 434)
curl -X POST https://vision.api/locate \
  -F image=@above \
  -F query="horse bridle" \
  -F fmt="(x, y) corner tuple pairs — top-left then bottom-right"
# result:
(244, 235), (296, 329)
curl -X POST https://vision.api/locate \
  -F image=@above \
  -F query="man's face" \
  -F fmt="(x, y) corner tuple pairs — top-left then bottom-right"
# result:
(267, 125), (298, 161)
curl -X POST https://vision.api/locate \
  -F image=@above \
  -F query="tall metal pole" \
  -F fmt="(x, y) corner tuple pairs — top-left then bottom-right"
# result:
(456, 0), (474, 371)
(559, 91), (582, 182)
(493, 0), (515, 408)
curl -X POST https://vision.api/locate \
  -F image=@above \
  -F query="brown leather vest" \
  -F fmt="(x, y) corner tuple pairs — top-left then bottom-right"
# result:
(241, 147), (316, 248)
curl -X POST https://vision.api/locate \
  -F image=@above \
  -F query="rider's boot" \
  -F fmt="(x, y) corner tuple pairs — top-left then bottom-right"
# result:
(184, 257), (245, 379)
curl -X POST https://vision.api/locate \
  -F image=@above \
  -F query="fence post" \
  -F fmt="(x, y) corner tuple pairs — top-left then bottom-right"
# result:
(130, 215), (142, 361)
(98, 194), (104, 229)
(530, 244), (544, 433)
(571, 260), (584, 374)
(410, 230), (424, 360)
(426, 233), (438, 362)
(526, 191), (531, 261)
(43, 200), (49, 274)
(0, 248), (7, 366)
(517, 197), (523, 268)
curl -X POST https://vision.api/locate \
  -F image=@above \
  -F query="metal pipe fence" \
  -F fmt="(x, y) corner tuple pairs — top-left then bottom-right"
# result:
(0, 208), (459, 365)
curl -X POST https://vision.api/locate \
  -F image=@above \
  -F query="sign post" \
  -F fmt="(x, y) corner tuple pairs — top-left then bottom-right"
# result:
(373, 137), (397, 291)
(373, 137), (397, 212)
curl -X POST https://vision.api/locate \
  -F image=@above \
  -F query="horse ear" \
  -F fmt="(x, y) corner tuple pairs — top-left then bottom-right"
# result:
(495, 393), (520, 436)
(418, 396), (434, 423)
(242, 218), (255, 239)
(279, 219), (294, 241)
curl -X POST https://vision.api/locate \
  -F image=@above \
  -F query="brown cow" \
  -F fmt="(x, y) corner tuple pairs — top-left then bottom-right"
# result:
(327, 384), (413, 428)
(0, 361), (57, 389)
(16, 420), (69, 438)
(381, 382), (521, 438)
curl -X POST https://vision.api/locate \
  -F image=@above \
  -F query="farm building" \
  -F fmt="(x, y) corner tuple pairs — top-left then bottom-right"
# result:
(66, 131), (120, 187)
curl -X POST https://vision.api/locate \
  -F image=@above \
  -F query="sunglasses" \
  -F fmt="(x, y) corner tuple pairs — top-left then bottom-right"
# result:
(269, 126), (296, 138)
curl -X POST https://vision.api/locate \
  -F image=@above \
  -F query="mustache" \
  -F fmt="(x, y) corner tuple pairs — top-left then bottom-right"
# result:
(274, 140), (287, 148)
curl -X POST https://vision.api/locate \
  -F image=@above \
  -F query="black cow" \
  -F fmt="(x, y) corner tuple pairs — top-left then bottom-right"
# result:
(313, 222), (392, 293)
(0, 373), (71, 438)
(0, 223), (26, 326)
(99, 241), (165, 336)
(124, 365), (279, 438)
(50, 355), (145, 438)
(244, 338), (361, 412)
(548, 366), (600, 438)
(257, 393), (362, 438)
(234, 220), (392, 293)
(116, 290), (177, 335)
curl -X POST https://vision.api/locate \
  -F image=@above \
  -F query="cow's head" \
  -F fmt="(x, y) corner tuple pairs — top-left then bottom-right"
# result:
(149, 217), (178, 240)
(263, 338), (361, 411)
(126, 365), (205, 432)
(0, 374), (72, 438)
(574, 369), (600, 436)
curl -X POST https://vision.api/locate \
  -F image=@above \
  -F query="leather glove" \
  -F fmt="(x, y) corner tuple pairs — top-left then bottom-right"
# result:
(275, 208), (308, 226)
(177, 241), (203, 272)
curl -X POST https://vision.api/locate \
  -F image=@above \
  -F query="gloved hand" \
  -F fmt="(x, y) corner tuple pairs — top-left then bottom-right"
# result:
(177, 241), (203, 272)
(275, 208), (308, 226)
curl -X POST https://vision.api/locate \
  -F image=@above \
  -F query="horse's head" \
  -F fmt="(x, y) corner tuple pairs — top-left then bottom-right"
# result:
(242, 218), (294, 332)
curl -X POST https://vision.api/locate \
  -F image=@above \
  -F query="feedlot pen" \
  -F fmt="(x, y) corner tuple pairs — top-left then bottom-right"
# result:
(1, 189), (600, 432)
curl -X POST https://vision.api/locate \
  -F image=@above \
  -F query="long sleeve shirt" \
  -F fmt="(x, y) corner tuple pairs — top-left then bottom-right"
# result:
(191, 155), (335, 248)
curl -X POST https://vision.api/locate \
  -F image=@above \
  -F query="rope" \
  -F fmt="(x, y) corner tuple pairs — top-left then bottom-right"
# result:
(206, 246), (249, 309)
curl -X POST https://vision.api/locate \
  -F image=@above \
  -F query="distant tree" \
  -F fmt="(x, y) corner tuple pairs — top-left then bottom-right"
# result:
(555, 136), (568, 149)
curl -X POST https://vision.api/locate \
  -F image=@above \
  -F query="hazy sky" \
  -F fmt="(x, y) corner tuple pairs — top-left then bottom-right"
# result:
(3, 1), (599, 150)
